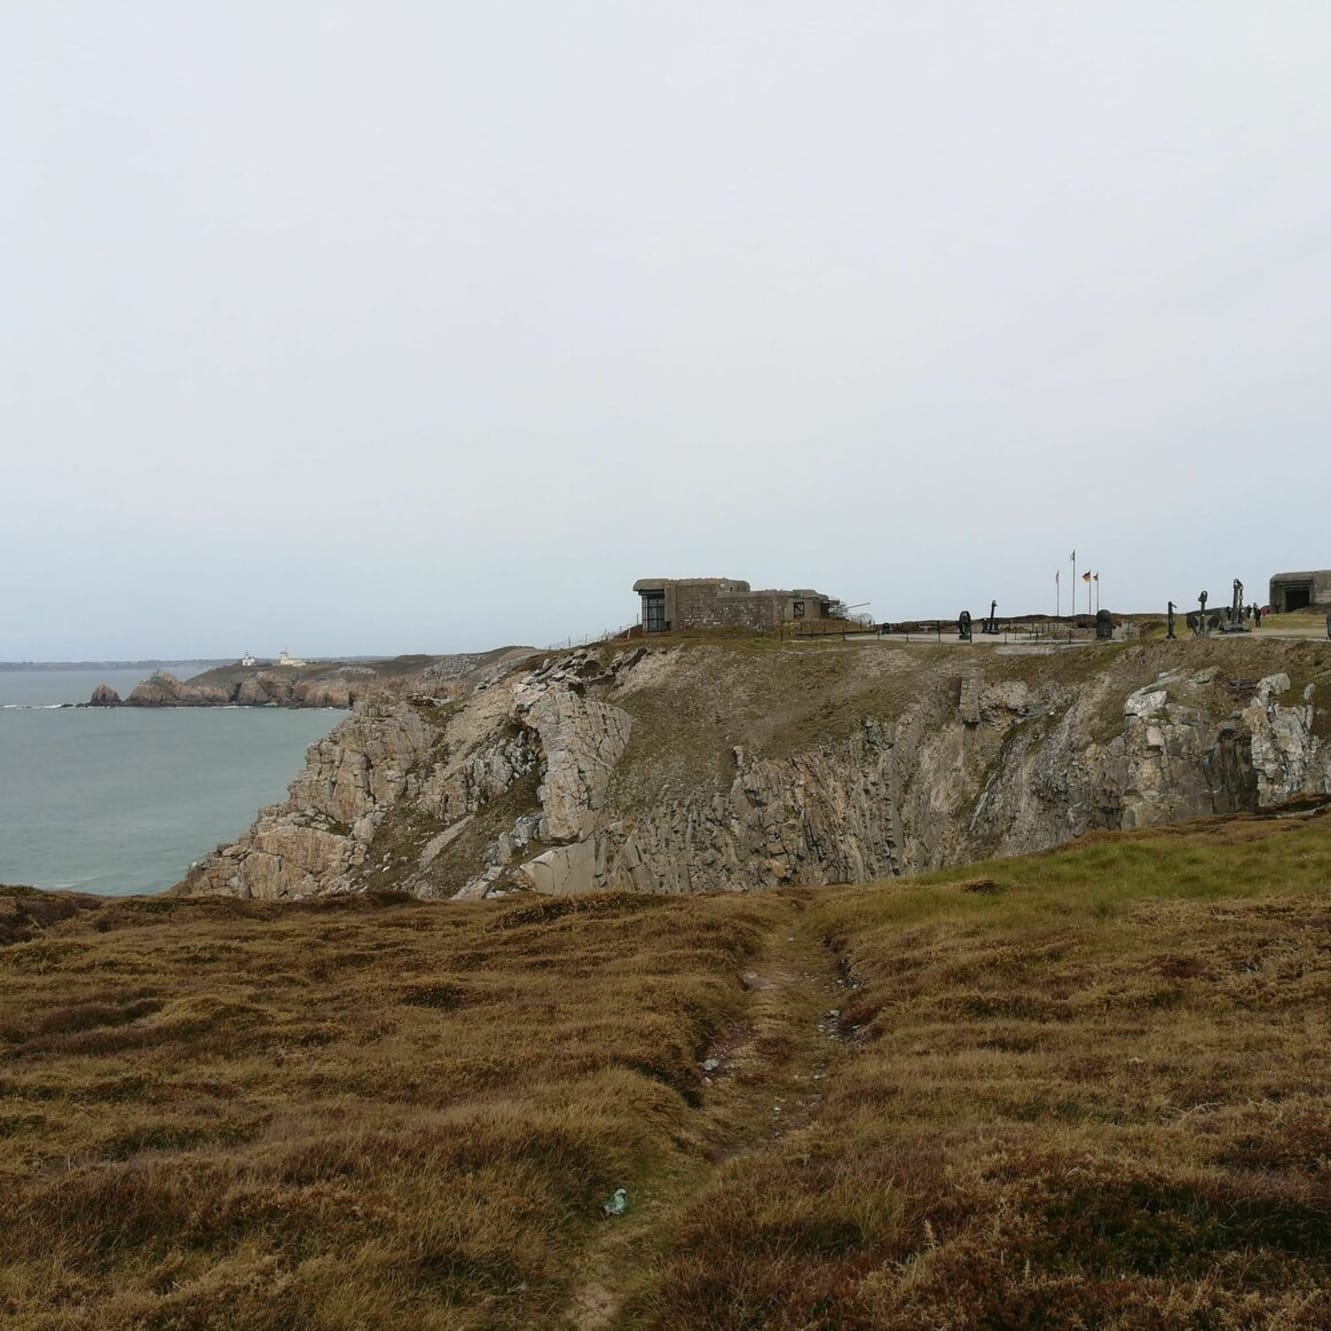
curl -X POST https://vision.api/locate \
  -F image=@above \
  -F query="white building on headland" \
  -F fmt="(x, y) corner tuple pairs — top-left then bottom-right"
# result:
(278, 649), (306, 667)
(240, 651), (257, 667)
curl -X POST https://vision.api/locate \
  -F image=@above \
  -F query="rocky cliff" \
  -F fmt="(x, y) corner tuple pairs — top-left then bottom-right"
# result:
(175, 637), (1331, 901)
(100, 650), (530, 711)
(122, 668), (361, 709)
(125, 671), (236, 707)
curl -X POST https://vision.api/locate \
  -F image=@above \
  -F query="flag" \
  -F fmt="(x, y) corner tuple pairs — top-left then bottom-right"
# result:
(1069, 550), (1076, 561)
(1093, 573), (1099, 582)
(1082, 571), (1092, 583)
(1055, 570), (1060, 585)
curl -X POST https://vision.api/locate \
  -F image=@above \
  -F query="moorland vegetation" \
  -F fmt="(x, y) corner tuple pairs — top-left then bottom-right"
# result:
(3, 808), (1331, 1328)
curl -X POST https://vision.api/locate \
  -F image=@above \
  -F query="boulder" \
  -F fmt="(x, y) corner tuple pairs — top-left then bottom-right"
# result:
(88, 684), (121, 707)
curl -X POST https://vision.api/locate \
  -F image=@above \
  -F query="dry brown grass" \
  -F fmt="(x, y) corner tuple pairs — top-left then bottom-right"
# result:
(5, 809), (1331, 1328)
(633, 811), (1331, 1329)
(0, 888), (782, 1329)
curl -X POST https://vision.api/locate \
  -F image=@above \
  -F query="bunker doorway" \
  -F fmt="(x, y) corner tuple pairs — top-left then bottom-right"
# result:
(641, 592), (668, 633)
(1284, 586), (1312, 612)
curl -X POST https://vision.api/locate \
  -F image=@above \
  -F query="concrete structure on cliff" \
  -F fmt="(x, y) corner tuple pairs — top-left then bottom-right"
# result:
(633, 576), (838, 634)
(1269, 570), (1331, 614)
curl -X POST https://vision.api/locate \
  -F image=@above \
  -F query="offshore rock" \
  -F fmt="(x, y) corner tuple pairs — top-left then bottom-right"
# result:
(175, 638), (1331, 902)
(87, 684), (121, 706)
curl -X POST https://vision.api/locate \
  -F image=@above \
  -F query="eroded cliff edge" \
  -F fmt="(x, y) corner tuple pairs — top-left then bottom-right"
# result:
(174, 637), (1331, 900)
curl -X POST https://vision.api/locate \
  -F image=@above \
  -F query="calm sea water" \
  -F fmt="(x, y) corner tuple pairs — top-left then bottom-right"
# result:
(0, 667), (339, 895)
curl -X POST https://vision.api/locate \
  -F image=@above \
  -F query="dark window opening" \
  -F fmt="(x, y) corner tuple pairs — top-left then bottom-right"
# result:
(642, 592), (667, 632)
(1285, 586), (1312, 611)
(793, 600), (805, 618)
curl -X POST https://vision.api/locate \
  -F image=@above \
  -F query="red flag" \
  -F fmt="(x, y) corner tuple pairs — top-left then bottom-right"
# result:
(1081, 571), (1092, 582)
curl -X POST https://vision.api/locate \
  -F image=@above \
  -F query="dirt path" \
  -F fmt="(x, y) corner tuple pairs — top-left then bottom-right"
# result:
(562, 896), (853, 1330)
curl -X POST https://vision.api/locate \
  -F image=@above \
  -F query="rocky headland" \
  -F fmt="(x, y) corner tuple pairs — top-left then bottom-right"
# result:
(89, 650), (530, 712)
(174, 634), (1331, 902)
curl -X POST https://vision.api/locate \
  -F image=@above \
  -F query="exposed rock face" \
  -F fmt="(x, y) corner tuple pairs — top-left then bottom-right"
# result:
(121, 668), (354, 709)
(119, 649), (531, 712)
(232, 674), (356, 709)
(87, 684), (121, 706)
(175, 638), (1331, 902)
(127, 672), (231, 707)
(202, 704), (439, 898)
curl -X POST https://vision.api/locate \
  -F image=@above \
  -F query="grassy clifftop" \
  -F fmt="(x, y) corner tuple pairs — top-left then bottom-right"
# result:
(4, 807), (1331, 1328)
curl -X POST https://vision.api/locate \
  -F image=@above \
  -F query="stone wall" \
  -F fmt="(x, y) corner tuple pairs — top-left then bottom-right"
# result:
(673, 582), (782, 632)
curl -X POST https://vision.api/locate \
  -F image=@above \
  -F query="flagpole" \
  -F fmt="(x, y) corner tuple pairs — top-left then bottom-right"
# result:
(1070, 550), (1076, 631)
(1055, 569), (1060, 623)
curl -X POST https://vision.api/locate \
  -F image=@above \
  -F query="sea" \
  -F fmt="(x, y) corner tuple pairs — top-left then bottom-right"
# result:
(0, 666), (341, 895)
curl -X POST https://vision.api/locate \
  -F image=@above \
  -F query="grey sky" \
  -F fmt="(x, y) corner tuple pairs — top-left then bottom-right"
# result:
(3, 2), (1328, 658)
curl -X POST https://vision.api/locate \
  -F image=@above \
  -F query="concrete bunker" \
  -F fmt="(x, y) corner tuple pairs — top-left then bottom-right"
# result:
(1268, 570), (1331, 614)
(633, 577), (840, 634)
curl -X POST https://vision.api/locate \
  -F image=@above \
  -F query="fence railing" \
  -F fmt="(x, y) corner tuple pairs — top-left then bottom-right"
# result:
(540, 623), (639, 652)
(541, 615), (1111, 653)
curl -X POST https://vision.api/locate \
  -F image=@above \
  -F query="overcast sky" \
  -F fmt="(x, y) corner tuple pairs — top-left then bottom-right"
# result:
(2, 2), (1328, 659)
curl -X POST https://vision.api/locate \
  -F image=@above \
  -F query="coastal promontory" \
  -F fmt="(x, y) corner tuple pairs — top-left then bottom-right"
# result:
(87, 651), (529, 712)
